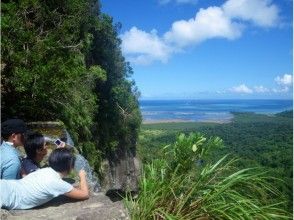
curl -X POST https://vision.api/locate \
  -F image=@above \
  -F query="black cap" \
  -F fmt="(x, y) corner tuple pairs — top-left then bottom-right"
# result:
(1, 119), (28, 135)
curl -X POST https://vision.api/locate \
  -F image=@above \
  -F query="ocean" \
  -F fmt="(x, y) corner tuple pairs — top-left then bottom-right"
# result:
(140, 99), (293, 123)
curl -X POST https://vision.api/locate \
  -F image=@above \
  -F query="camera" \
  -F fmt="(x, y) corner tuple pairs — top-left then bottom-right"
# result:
(54, 139), (62, 146)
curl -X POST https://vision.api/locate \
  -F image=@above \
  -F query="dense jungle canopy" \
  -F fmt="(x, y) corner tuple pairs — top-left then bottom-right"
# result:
(1, 0), (142, 171)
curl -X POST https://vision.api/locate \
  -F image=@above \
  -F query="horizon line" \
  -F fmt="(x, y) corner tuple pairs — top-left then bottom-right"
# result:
(139, 98), (293, 101)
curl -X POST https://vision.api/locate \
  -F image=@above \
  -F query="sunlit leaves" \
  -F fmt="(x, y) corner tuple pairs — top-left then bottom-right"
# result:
(126, 133), (292, 220)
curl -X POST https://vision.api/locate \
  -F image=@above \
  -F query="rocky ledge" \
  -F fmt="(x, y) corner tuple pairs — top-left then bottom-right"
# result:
(1, 192), (129, 220)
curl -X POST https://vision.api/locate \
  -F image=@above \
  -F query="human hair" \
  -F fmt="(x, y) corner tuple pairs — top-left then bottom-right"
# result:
(1, 119), (27, 140)
(48, 148), (75, 174)
(24, 131), (45, 160)
(2, 133), (10, 141)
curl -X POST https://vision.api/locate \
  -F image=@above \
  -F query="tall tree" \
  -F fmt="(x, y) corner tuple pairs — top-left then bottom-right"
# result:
(1, 0), (141, 173)
(86, 14), (141, 157)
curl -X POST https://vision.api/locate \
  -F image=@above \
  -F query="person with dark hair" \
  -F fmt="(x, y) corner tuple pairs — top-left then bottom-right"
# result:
(48, 147), (75, 173)
(0, 148), (89, 210)
(0, 119), (28, 179)
(21, 131), (48, 176)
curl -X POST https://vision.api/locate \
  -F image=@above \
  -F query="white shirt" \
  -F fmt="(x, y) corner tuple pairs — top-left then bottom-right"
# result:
(0, 167), (73, 209)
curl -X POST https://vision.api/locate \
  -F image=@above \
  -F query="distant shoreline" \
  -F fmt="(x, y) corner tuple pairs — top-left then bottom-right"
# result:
(142, 118), (232, 124)
(140, 100), (292, 125)
(142, 109), (293, 124)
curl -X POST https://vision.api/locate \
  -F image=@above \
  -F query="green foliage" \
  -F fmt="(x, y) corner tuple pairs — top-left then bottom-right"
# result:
(1, 0), (141, 174)
(126, 133), (292, 219)
(164, 133), (223, 174)
(86, 14), (142, 155)
(138, 111), (293, 211)
(275, 110), (293, 118)
(1, 0), (99, 125)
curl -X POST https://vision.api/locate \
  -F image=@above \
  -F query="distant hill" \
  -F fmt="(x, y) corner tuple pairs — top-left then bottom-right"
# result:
(275, 110), (293, 118)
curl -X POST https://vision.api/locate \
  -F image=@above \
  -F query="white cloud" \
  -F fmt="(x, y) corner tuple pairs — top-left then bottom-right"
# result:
(223, 0), (279, 27)
(120, 27), (172, 65)
(121, 0), (280, 65)
(254, 85), (269, 93)
(216, 90), (227, 94)
(272, 87), (290, 93)
(227, 74), (293, 95)
(164, 6), (242, 47)
(230, 84), (253, 94)
(272, 74), (293, 93)
(274, 74), (293, 86)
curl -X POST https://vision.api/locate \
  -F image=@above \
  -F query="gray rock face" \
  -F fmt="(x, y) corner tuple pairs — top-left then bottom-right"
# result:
(0, 209), (11, 220)
(101, 147), (141, 194)
(5, 192), (129, 220)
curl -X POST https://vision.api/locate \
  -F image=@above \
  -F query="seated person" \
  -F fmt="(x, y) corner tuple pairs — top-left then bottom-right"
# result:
(0, 148), (89, 210)
(21, 131), (48, 176)
(0, 119), (27, 179)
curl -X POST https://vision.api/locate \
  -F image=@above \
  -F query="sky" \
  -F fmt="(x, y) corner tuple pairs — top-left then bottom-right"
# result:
(101, 0), (293, 100)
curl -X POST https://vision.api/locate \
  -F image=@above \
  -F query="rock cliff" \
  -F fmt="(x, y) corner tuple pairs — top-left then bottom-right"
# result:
(1, 192), (129, 220)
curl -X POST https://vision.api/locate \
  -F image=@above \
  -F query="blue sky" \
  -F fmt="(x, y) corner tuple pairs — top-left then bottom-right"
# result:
(101, 0), (293, 99)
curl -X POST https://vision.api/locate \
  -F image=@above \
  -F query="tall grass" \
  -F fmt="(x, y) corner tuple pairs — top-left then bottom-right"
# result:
(125, 133), (292, 220)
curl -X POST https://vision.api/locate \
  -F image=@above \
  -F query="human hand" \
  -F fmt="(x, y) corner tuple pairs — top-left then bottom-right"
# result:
(78, 169), (87, 178)
(57, 141), (66, 148)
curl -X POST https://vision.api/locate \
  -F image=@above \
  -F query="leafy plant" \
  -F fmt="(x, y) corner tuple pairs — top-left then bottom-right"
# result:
(126, 133), (292, 220)
(1, 0), (142, 174)
(164, 133), (223, 174)
(138, 112), (293, 211)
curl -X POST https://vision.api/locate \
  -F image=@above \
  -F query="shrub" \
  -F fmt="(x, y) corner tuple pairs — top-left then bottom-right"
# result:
(126, 133), (292, 220)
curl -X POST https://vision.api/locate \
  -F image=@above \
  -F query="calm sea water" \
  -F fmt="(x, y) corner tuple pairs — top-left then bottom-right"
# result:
(140, 99), (293, 122)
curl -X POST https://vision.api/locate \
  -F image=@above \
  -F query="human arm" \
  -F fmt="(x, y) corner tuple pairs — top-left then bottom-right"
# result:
(1, 160), (20, 179)
(64, 170), (89, 200)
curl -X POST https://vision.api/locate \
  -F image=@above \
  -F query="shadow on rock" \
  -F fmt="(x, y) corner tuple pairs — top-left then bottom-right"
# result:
(37, 195), (80, 209)
(105, 189), (125, 202)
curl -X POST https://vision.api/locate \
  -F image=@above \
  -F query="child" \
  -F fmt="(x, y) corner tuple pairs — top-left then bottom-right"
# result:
(21, 131), (48, 176)
(0, 119), (27, 179)
(0, 148), (89, 210)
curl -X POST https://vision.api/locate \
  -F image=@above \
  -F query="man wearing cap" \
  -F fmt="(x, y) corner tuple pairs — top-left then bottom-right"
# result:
(0, 119), (27, 179)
